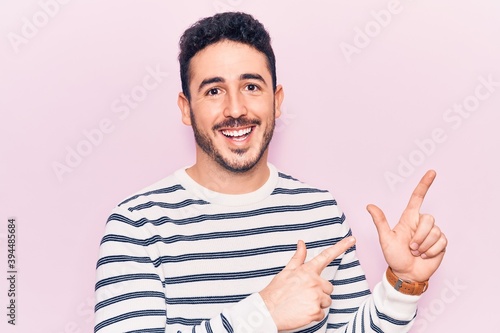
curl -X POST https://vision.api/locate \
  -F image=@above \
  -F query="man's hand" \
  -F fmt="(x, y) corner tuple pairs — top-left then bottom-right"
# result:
(259, 236), (356, 331)
(367, 170), (447, 282)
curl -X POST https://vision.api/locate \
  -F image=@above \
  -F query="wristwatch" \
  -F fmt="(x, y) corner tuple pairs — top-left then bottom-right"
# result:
(386, 267), (428, 296)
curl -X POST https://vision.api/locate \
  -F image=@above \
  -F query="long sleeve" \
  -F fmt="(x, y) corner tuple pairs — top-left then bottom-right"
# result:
(94, 207), (277, 333)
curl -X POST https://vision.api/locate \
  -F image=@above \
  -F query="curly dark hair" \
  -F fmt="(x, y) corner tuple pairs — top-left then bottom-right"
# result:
(178, 12), (276, 101)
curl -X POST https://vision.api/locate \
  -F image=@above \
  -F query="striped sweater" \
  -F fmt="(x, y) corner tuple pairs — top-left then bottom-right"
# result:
(94, 164), (420, 332)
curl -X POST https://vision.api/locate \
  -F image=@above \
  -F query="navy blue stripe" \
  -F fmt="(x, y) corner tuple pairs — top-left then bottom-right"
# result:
(166, 317), (205, 326)
(96, 255), (153, 269)
(129, 199), (209, 212)
(153, 237), (345, 265)
(101, 216), (344, 246)
(331, 289), (371, 300)
(369, 311), (384, 333)
(205, 321), (213, 333)
(95, 309), (165, 332)
(271, 187), (329, 195)
(108, 200), (337, 227)
(375, 304), (413, 325)
(353, 310), (358, 331)
(165, 266), (283, 284)
(332, 274), (366, 286)
(118, 184), (185, 206)
(327, 322), (346, 330)
(98, 237), (350, 270)
(278, 172), (299, 181)
(95, 273), (161, 290)
(221, 313), (233, 333)
(329, 307), (358, 315)
(126, 329), (165, 333)
(338, 260), (361, 270)
(166, 294), (248, 305)
(361, 304), (366, 333)
(95, 291), (164, 312)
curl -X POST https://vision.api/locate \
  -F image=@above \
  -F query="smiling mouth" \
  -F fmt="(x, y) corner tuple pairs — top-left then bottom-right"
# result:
(220, 126), (254, 141)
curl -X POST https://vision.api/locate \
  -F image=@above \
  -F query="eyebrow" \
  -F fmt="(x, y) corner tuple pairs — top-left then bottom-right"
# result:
(240, 73), (267, 85)
(198, 77), (224, 92)
(197, 73), (267, 93)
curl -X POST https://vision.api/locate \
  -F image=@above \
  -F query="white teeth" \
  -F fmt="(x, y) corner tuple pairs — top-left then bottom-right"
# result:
(222, 127), (252, 137)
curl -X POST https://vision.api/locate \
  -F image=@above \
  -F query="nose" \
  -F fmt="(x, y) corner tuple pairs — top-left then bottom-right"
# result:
(223, 90), (247, 118)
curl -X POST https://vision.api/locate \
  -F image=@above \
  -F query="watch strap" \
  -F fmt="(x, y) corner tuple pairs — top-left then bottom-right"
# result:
(386, 267), (428, 296)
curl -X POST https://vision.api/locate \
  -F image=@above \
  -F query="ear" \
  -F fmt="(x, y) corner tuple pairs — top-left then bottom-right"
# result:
(178, 92), (192, 126)
(274, 84), (284, 119)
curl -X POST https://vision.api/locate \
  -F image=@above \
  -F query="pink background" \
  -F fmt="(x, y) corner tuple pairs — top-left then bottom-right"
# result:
(1, 1), (499, 332)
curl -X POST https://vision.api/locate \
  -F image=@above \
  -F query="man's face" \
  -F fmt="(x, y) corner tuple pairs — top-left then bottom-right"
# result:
(179, 40), (283, 173)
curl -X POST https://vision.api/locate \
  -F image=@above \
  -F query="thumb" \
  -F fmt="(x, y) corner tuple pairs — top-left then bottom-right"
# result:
(366, 204), (391, 244)
(285, 240), (307, 270)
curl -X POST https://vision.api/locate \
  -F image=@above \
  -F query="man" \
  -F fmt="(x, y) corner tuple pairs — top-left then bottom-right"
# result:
(94, 12), (447, 332)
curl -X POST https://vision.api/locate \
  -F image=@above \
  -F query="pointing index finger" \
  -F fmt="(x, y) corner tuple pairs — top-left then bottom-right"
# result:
(305, 236), (356, 274)
(406, 170), (436, 211)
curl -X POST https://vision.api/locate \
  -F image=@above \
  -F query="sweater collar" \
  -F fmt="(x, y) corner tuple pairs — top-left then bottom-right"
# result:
(174, 163), (279, 206)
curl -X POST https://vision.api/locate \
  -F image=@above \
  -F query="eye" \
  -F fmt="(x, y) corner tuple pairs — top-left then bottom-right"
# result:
(245, 84), (260, 92)
(206, 88), (221, 96)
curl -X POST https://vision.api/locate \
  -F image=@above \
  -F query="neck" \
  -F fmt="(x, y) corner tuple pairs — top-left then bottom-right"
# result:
(186, 151), (270, 195)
